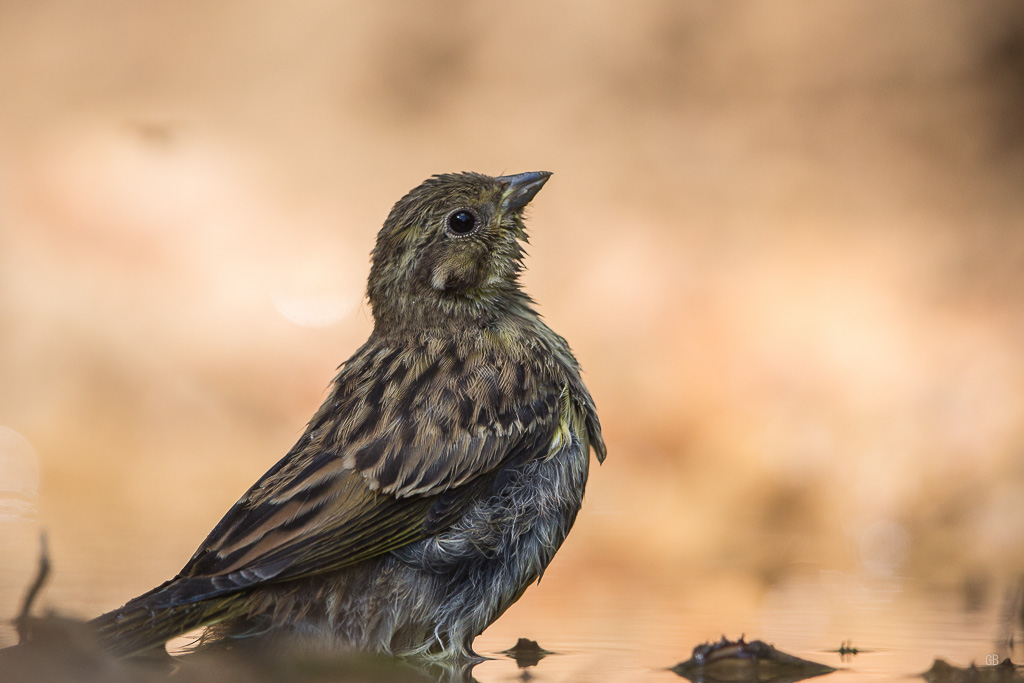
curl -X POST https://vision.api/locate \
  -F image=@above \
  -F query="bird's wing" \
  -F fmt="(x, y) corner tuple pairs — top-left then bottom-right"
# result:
(150, 338), (564, 608)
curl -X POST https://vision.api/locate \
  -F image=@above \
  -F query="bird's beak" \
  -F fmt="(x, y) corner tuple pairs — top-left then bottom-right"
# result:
(498, 171), (552, 213)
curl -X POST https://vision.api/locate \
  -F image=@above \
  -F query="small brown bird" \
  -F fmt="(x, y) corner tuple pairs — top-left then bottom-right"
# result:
(90, 171), (605, 660)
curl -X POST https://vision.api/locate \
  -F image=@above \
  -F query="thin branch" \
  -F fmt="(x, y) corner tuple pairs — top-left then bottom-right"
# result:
(15, 532), (51, 644)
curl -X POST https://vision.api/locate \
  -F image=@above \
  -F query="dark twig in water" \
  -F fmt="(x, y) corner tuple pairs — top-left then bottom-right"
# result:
(823, 639), (876, 662)
(15, 533), (50, 644)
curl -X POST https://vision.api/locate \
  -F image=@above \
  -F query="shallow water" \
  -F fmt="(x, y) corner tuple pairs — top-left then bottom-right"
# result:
(466, 578), (1018, 682)
(2, 526), (1017, 683)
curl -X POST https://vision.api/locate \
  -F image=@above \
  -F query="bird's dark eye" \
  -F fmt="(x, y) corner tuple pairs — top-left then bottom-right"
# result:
(446, 209), (478, 236)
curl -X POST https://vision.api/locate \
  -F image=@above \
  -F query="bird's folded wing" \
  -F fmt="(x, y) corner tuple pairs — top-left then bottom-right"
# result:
(145, 342), (564, 608)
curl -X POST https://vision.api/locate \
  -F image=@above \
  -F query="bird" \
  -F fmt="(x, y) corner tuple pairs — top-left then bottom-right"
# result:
(88, 171), (606, 661)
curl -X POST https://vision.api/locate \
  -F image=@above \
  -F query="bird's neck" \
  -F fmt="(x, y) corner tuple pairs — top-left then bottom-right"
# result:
(370, 286), (538, 336)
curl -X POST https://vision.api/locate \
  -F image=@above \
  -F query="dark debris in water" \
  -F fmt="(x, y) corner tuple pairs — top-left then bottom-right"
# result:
(672, 635), (836, 683)
(823, 639), (876, 662)
(921, 658), (1024, 683)
(500, 638), (555, 668)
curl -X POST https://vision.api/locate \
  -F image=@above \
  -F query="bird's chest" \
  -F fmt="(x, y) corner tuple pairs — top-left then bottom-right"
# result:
(394, 431), (591, 581)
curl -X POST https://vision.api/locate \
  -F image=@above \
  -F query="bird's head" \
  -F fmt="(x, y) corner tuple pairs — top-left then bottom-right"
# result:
(367, 171), (550, 328)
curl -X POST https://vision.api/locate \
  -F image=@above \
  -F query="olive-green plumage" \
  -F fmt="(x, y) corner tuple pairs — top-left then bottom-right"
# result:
(89, 171), (605, 659)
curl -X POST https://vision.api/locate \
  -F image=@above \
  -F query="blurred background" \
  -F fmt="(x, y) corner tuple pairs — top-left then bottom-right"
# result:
(1, 0), (1023, 673)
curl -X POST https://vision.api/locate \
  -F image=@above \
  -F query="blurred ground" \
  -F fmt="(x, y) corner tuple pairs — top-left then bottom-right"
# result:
(1, 0), (1023, 649)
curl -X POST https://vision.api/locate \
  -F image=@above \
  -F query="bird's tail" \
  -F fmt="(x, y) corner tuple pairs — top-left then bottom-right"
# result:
(89, 581), (250, 658)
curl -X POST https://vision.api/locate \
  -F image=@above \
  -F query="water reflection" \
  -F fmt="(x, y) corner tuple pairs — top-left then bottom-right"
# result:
(3, 569), (1021, 682)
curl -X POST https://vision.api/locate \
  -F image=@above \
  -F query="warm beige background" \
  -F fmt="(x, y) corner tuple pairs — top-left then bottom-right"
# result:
(1, 0), (1023, 648)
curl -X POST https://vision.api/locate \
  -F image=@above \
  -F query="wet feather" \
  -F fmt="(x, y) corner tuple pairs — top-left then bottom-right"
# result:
(90, 171), (605, 659)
